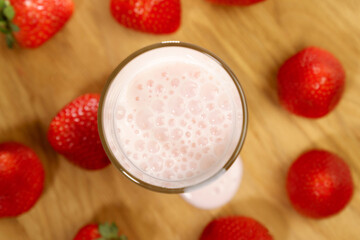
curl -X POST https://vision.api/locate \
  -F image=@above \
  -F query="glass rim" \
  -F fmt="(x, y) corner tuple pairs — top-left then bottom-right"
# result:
(98, 41), (248, 193)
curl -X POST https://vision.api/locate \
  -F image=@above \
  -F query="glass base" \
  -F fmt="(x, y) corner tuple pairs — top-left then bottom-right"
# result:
(180, 157), (243, 209)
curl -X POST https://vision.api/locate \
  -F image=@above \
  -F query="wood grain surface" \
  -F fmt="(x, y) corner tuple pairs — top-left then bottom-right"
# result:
(0, 0), (359, 239)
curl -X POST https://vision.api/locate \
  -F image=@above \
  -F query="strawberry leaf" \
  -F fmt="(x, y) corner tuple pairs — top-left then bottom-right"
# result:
(99, 222), (119, 238)
(0, 26), (7, 33)
(0, 20), (8, 33)
(5, 33), (14, 48)
(0, 0), (18, 48)
(0, 0), (5, 10)
(3, 5), (14, 20)
(97, 223), (127, 240)
(95, 235), (128, 240)
(10, 22), (18, 31)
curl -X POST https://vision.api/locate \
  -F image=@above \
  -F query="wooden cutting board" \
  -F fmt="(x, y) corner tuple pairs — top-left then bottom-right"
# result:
(0, 0), (359, 239)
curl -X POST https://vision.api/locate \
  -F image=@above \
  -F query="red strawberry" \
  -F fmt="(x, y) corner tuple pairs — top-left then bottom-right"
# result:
(110, 0), (181, 34)
(200, 216), (273, 240)
(277, 47), (345, 118)
(0, 142), (45, 217)
(48, 94), (110, 170)
(0, 0), (74, 48)
(207, 0), (265, 6)
(74, 223), (127, 240)
(286, 150), (354, 218)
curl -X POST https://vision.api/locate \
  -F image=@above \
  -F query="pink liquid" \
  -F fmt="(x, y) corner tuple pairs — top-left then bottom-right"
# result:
(115, 61), (234, 181)
(101, 45), (244, 190)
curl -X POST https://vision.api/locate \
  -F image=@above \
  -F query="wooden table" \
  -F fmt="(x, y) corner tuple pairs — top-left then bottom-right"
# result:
(0, 0), (359, 239)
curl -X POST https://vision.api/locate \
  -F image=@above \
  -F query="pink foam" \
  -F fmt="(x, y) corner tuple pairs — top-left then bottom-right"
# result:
(114, 61), (236, 181)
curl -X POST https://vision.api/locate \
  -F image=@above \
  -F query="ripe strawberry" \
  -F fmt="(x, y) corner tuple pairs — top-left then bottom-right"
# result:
(207, 0), (265, 6)
(110, 0), (181, 34)
(0, 0), (74, 48)
(277, 47), (345, 118)
(0, 142), (45, 217)
(200, 216), (273, 240)
(74, 223), (127, 240)
(48, 94), (110, 170)
(286, 150), (354, 218)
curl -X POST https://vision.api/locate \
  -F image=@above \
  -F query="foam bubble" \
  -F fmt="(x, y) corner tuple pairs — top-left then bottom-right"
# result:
(155, 84), (165, 94)
(200, 84), (218, 101)
(181, 164), (188, 171)
(180, 81), (198, 98)
(155, 116), (165, 126)
(152, 99), (165, 113)
(198, 137), (208, 147)
(171, 78), (180, 87)
(171, 149), (180, 157)
(149, 156), (163, 172)
(147, 79), (154, 88)
(180, 146), (188, 154)
(135, 140), (145, 151)
(168, 96), (185, 116)
(168, 119), (175, 127)
(136, 109), (153, 130)
(198, 121), (207, 129)
(190, 161), (197, 169)
(163, 170), (174, 179)
(206, 103), (215, 111)
(210, 127), (221, 136)
(170, 128), (183, 140)
(165, 160), (174, 168)
(127, 114), (133, 122)
(193, 71), (201, 79)
(218, 94), (231, 110)
(148, 140), (160, 153)
(208, 110), (225, 125)
(188, 100), (202, 115)
(153, 128), (169, 142)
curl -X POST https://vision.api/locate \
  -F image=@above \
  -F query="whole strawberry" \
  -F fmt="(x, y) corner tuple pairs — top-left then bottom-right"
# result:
(207, 0), (265, 6)
(277, 47), (345, 118)
(0, 142), (45, 217)
(110, 0), (181, 34)
(48, 94), (110, 170)
(287, 150), (354, 218)
(0, 0), (74, 48)
(200, 216), (273, 240)
(74, 223), (127, 240)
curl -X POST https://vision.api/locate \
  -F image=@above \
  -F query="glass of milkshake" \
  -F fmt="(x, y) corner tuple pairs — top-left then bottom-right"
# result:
(98, 41), (248, 209)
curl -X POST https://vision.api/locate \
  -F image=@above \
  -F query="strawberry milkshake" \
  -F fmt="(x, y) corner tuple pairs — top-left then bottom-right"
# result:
(99, 42), (247, 208)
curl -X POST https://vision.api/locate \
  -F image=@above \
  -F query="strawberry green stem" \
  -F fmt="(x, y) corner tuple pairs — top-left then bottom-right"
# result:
(97, 222), (128, 240)
(0, 0), (18, 48)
